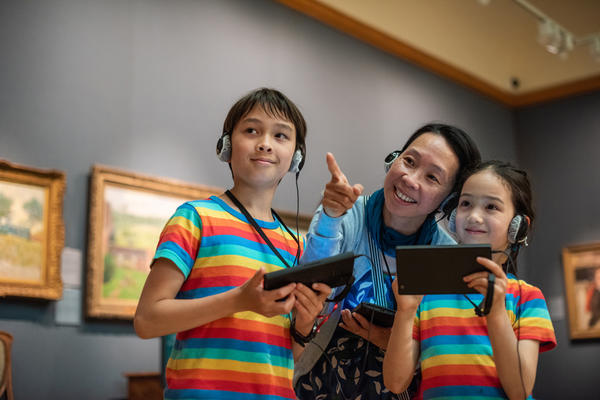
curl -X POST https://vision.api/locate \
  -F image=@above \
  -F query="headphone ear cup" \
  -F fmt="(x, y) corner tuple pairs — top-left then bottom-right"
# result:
(384, 151), (400, 173)
(289, 149), (303, 173)
(448, 209), (457, 234)
(508, 215), (526, 244)
(216, 133), (231, 162)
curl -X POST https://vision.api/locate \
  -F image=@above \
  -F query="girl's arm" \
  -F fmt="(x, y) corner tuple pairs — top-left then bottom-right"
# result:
(465, 257), (539, 399)
(134, 258), (297, 339)
(486, 312), (540, 399)
(383, 279), (422, 394)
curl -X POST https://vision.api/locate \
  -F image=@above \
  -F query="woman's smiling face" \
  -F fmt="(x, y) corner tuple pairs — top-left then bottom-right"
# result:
(383, 132), (459, 234)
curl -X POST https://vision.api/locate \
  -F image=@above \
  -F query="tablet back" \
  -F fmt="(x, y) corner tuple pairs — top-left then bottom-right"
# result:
(395, 244), (491, 294)
(263, 252), (356, 290)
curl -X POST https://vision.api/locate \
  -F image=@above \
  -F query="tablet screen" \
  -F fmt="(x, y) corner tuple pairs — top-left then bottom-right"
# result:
(395, 244), (491, 294)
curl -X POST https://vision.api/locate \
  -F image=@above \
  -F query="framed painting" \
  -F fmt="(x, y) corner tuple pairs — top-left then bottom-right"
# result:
(0, 159), (65, 300)
(86, 165), (222, 319)
(562, 242), (600, 339)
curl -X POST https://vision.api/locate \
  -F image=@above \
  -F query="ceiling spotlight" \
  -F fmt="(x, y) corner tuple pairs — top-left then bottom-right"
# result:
(538, 19), (572, 57)
(515, 0), (600, 62)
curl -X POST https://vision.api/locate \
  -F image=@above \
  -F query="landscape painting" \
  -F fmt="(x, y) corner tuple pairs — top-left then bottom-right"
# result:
(86, 165), (222, 319)
(0, 160), (65, 300)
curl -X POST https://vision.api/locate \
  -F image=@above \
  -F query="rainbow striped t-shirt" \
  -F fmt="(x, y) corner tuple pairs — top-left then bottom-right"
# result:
(154, 196), (304, 400)
(413, 275), (556, 399)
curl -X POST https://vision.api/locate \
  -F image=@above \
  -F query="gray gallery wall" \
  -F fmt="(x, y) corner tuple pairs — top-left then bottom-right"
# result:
(515, 91), (600, 400)
(0, 0), (595, 398)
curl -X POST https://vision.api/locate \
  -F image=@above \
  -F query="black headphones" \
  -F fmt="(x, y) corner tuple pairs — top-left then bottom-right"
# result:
(448, 209), (529, 245)
(216, 132), (304, 173)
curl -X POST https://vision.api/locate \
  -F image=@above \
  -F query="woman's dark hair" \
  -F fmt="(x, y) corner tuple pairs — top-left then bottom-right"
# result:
(459, 160), (535, 272)
(401, 123), (481, 216)
(221, 88), (307, 161)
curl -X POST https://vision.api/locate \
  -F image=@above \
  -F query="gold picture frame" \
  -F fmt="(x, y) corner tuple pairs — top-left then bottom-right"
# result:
(0, 159), (65, 300)
(86, 165), (222, 319)
(562, 242), (600, 339)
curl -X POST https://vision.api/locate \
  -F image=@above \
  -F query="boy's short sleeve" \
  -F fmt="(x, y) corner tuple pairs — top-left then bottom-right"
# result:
(512, 282), (557, 352)
(153, 202), (202, 279)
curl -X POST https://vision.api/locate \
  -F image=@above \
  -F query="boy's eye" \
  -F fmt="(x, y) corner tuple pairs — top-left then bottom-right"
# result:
(275, 132), (289, 140)
(245, 128), (257, 134)
(486, 204), (499, 211)
(459, 200), (470, 207)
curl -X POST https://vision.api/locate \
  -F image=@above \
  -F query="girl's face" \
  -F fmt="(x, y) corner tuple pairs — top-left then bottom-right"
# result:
(455, 169), (516, 260)
(383, 132), (459, 234)
(229, 105), (296, 189)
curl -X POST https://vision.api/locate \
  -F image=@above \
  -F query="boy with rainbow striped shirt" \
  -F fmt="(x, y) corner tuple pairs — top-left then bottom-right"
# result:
(134, 88), (331, 400)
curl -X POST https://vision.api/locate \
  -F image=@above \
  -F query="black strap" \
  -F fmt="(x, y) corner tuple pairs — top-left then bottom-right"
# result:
(225, 190), (299, 268)
(481, 273), (495, 315)
(465, 273), (495, 317)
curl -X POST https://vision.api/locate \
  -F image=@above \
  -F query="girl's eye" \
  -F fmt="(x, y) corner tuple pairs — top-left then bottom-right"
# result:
(486, 204), (500, 211)
(459, 200), (470, 208)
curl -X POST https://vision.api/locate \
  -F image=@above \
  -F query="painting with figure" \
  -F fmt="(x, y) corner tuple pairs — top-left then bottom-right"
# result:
(563, 242), (600, 339)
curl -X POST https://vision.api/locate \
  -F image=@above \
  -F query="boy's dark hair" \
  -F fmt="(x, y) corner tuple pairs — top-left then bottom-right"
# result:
(222, 88), (307, 160)
(401, 123), (481, 216)
(460, 160), (535, 271)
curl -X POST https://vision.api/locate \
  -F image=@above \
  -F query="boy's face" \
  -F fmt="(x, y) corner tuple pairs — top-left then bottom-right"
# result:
(229, 105), (296, 188)
(455, 170), (515, 262)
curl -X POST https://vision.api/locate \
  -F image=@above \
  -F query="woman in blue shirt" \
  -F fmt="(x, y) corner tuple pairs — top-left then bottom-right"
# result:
(295, 123), (481, 400)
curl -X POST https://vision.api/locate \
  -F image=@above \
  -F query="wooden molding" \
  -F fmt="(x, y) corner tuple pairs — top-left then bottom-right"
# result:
(511, 75), (600, 107)
(275, 0), (600, 108)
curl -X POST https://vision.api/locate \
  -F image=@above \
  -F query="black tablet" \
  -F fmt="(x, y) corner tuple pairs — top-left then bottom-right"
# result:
(263, 252), (356, 290)
(353, 302), (395, 328)
(395, 244), (491, 294)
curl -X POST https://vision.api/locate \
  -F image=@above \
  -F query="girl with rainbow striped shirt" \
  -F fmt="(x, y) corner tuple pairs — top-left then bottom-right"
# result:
(384, 160), (556, 399)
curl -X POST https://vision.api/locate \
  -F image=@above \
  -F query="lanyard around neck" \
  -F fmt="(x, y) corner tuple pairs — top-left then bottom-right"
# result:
(224, 190), (299, 268)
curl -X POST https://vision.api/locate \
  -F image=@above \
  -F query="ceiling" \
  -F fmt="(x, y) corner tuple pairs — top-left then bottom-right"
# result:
(277, 0), (600, 106)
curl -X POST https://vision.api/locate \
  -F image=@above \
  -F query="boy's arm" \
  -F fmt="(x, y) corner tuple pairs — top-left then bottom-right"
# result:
(290, 282), (332, 360)
(134, 258), (297, 339)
